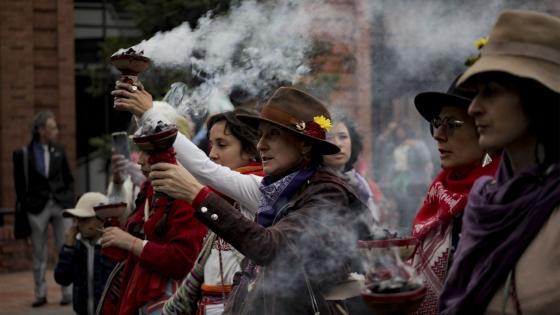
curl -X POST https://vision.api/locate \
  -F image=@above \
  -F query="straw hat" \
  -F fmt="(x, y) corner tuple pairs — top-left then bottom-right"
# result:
(458, 10), (560, 92)
(63, 192), (108, 218)
(415, 74), (477, 122)
(237, 87), (340, 155)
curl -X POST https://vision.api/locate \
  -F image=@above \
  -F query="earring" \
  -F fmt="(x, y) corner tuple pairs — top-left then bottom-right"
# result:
(482, 153), (493, 167)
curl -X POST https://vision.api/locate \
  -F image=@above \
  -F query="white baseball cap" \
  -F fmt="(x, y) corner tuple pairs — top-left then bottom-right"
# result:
(63, 192), (108, 218)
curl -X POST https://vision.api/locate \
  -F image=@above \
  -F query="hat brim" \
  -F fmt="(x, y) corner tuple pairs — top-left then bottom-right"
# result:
(414, 92), (472, 122)
(63, 209), (95, 218)
(237, 114), (340, 155)
(458, 54), (560, 93)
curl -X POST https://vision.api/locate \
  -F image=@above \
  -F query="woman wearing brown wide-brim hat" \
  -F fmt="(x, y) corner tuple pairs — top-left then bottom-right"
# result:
(439, 10), (560, 315)
(115, 86), (372, 314)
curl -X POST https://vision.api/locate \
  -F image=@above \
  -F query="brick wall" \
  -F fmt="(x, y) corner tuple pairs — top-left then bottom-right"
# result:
(304, 0), (374, 168)
(0, 0), (74, 273)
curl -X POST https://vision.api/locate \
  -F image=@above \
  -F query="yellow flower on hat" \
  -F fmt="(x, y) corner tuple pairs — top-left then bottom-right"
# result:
(313, 115), (332, 131)
(474, 36), (489, 50)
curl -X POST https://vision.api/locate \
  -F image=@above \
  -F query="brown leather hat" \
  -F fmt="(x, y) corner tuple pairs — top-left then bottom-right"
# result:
(458, 10), (560, 92)
(237, 87), (340, 155)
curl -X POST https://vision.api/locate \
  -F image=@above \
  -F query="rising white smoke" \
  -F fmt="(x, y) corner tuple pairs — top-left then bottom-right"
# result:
(367, 0), (548, 91)
(116, 0), (320, 119)
(366, 0), (549, 229)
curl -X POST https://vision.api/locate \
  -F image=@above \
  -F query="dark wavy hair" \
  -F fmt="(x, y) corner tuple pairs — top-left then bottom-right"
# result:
(206, 108), (261, 162)
(329, 111), (363, 172)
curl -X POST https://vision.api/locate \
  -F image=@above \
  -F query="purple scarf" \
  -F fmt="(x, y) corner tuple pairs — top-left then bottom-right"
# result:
(439, 157), (560, 314)
(257, 166), (317, 227)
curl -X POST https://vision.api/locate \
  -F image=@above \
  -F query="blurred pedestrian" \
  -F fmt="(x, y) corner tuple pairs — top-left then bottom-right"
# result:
(390, 123), (433, 229)
(12, 110), (74, 307)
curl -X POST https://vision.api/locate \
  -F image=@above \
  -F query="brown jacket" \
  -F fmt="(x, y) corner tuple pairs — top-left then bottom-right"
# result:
(194, 167), (371, 315)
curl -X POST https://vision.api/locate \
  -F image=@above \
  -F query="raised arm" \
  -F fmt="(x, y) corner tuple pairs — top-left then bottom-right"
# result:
(112, 81), (262, 212)
(140, 108), (262, 212)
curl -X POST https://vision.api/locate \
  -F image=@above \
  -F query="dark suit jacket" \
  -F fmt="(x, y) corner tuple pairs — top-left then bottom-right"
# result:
(13, 142), (74, 214)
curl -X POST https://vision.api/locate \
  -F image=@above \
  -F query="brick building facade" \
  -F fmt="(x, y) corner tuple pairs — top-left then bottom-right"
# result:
(306, 0), (374, 168)
(0, 0), (74, 272)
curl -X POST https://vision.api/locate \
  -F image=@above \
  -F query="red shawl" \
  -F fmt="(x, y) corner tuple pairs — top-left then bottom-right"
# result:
(118, 183), (207, 315)
(412, 159), (500, 240)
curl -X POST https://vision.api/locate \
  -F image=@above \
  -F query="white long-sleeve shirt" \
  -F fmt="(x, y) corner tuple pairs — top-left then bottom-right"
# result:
(139, 108), (263, 213)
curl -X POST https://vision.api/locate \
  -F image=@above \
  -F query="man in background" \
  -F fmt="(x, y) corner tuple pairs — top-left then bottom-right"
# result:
(13, 111), (74, 307)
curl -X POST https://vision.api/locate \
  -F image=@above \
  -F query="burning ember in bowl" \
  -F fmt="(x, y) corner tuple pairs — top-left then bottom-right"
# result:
(361, 286), (427, 315)
(359, 228), (425, 315)
(360, 256), (426, 315)
(133, 121), (178, 154)
(110, 48), (151, 82)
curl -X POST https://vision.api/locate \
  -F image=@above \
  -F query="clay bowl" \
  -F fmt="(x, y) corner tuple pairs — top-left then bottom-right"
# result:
(110, 54), (151, 76)
(133, 128), (178, 153)
(361, 285), (427, 315)
(94, 202), (127, 220)
(358, 238), (418, 261)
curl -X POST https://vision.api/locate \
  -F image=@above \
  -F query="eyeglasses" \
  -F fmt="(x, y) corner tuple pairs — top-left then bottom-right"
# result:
(430, 117), (464, 138)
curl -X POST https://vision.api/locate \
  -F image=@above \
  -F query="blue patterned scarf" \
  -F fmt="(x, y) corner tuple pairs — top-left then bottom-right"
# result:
(257, 166), (317, 227)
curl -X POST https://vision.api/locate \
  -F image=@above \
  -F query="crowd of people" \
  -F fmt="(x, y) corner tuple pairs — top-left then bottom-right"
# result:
(7, 9), (560, 315)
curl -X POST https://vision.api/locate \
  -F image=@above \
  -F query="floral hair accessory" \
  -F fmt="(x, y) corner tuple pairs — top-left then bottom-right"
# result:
(295, 115), (332, 140)
(465, 36), (489, 66)
(313, 115), (332, 132)
(474, 36), (489, 49)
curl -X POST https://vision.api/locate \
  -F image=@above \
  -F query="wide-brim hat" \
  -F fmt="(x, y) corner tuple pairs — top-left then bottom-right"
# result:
(63, 192), (108, 218)
(414, 74), (477, 121)
(457, 10), (560, 93)
(237, 87), (340, 155)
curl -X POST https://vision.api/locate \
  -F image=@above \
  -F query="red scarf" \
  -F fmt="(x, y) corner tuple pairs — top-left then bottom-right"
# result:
(236, 161), (264, 176)
(412, 159), (500, 240)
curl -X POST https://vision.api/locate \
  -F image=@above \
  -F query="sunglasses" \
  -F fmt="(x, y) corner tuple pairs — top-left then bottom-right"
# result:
(430, 117), (465, 138)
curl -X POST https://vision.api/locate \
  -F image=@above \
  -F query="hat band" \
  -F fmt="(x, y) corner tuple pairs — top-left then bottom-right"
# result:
(260, 105), (327, 140)
(260, 105), (303, 131)
(482, 41), (560, 65)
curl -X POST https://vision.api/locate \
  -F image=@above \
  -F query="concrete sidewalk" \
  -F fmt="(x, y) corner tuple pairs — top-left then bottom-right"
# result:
(0, 269), (73, 315)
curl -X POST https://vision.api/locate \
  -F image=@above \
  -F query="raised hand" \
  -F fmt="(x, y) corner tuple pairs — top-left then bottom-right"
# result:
(150, 162), (204, 203)
(112, 80), (153, 117)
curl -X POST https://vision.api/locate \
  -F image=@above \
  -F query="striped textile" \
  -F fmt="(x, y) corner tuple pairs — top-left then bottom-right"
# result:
(163, 233), (218, 315)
